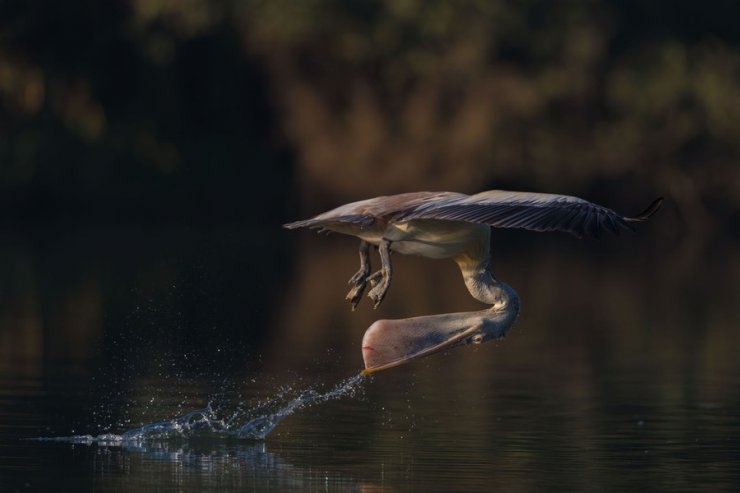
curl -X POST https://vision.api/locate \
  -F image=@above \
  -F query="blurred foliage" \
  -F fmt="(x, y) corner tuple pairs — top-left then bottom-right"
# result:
(0, 0), (290, 226)
(1, 0), (739, 235)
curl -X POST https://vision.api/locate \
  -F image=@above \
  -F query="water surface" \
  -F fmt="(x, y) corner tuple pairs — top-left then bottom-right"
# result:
(1, 227), (738, 491)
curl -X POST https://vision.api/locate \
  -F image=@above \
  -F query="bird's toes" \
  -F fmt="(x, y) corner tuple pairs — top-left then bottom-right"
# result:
(368, 293), (381, 309)
(345, 284), (366, 310)
(367, 283), (388, 309)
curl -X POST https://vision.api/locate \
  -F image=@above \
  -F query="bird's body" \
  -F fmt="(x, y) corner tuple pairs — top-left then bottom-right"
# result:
(343, 217), (488, 260)
(284, 189), (662, 373)
(288, 191), (486, 258)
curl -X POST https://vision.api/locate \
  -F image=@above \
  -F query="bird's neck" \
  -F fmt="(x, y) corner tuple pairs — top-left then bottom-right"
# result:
(454, 255), (518, 310)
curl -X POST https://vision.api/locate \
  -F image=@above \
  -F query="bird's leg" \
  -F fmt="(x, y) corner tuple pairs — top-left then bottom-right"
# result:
(366, 269), (384, 287)
(348, 241), (371, 286)
(345, 241), (371, 310)
(367, 239), (392, 309)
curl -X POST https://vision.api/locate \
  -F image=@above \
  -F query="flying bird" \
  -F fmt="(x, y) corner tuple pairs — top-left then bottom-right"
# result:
(284, 190), (663, 373)
(285, 190), (662, 309)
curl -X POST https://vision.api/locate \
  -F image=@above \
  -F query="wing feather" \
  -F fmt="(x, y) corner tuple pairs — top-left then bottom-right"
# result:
(394, 190), (661, 238)
(283, 191), (465, 231)
(283, 214), (375, 230)
(285, 190), (663, 239)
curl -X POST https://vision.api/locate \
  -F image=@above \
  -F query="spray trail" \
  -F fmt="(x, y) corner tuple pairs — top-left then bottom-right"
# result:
(31, 374), (366, 444)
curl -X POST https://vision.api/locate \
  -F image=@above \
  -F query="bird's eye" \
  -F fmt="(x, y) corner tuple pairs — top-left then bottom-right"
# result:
(472, 334), (484, 344)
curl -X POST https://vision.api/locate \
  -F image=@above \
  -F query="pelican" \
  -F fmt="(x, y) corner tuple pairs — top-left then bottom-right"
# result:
(285, 190), (662, 373)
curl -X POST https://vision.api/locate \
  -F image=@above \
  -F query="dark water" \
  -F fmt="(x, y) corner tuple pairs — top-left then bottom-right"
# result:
(1, 226), (739, 491)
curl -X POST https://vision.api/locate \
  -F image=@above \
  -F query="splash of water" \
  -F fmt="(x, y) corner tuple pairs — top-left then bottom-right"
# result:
(31, 374), (365, 444)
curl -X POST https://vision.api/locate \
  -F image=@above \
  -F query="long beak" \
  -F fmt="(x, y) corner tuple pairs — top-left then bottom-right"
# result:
(361, 319), (484, 375)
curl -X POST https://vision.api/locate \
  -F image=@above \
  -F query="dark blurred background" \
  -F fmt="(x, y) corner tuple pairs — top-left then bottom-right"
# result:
(1, 0), (739, 427)
(1, 0), (739, 231)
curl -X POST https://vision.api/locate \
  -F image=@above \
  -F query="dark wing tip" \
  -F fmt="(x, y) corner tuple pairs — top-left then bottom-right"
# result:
(625, 197), (664, 223)
(283, 220), (313, 229)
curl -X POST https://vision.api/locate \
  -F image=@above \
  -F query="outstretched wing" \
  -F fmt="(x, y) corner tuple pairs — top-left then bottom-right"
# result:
(283, 191), (465, 231)
(394, 190), (663, 238)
